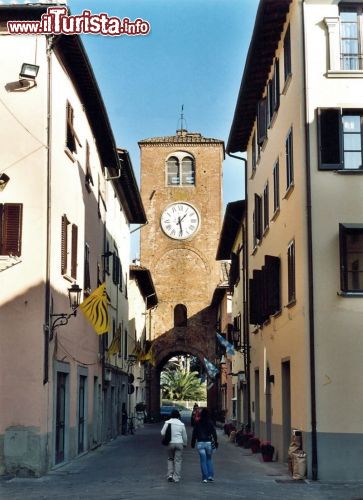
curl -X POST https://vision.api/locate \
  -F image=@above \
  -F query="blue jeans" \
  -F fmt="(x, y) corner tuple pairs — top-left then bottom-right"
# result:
(197, 441), (214, 480)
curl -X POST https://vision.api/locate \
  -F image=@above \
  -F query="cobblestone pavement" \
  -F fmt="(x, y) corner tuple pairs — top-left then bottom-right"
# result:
(1, 424), (363, 500)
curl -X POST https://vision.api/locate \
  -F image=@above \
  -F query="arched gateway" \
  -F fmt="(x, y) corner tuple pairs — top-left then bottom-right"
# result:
(138, 128), (224, 419)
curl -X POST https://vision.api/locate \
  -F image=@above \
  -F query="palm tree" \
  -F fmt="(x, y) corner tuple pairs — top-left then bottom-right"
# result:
(161, 368), (206, 401)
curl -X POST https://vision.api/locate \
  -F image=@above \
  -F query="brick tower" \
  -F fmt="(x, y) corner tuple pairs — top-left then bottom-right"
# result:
(138, 128), (224, 416)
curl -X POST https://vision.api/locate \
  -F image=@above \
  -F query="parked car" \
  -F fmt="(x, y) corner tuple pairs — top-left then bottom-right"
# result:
(160, 403), (193, 422)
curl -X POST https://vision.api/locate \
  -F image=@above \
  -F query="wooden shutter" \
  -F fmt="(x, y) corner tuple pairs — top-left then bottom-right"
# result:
(84, 244), (91, 293)
(265, 255), (281, 315)
(317, 108), (343, 170)
(254, 194), (262, 241)
(257, 98), (267, 145)
(274, 59), (280, 112)
(1, 203), (23, 256)
(61, 215), (68, 274)
(339, 224), (348, 291)
(71, 224), (78, 279)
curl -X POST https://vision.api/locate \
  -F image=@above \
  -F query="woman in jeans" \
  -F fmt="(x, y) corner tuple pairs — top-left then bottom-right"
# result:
(191, 407), (218, 482)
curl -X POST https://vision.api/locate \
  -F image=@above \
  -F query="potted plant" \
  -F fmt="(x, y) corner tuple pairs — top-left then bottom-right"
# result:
(248, 437), (261, 453)
(260, 441), (274, 462)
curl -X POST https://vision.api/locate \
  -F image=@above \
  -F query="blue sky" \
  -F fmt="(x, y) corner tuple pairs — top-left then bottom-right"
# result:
(68, 0), (259, 257)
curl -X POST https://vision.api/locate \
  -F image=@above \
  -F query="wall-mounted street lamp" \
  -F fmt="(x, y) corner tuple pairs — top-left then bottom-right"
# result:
(50, 283), (82, 339)
(19, 63), (39, 89)
(19, 63), (39, 80)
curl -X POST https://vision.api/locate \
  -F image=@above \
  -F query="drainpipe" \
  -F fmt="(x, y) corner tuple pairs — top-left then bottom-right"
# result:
(43, 36), (54, 385)
(227, 153), (250, 429)
(302, 1), (318, 480)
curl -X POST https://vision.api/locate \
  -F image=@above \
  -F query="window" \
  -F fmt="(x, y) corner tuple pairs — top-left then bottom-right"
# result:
(233, 314), (241, 349)
(0, 203), (23, 256)
(61, 215), (78, 279)
(166, 153), (195, 186)
(112, 251), (120, 286)
(267, 59), (280, 124)
(65, 101), (80, 154)
(85, 141), (94, 191)
(339, 224), (363, 292)
(174, 304), (187, 327)
(317, 108), (363, 170)
(84, 243), (91, 296)
(257, 98), (267, 145)
(253, 194), (262, 247)
(263, 182), (269, 232)
(286, 128), (294, 189)
(249, 255), (281, 325)
(229, 252), (240, 286)
(273, 160), (280, 213)
(252, 132), (257, 174)
(287, 240), (296, 304)
(284, 25), (292, 81)
(124, 328), (128, 360)
(340, 6), (363, 70)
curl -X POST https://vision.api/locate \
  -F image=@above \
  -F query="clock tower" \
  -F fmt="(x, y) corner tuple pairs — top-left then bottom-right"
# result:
(138, 128), (224, 414)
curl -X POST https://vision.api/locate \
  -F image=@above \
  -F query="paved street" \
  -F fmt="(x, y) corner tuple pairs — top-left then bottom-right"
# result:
(1, 424), (363, 500)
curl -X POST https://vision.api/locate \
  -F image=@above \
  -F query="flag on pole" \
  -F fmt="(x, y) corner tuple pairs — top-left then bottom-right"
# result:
(216, 332), (235, 356)
(203, 357), (219, 379)
(79, 283), (109, 335)
(138, 346), (156, 366)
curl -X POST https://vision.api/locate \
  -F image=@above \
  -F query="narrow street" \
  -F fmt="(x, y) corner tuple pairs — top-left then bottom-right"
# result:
(1, 423), (363, 500)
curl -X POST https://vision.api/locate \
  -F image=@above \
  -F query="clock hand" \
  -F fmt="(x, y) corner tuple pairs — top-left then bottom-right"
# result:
(177, 216), (183, 236)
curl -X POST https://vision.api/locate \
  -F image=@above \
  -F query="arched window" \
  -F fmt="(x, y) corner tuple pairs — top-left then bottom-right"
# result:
(181, 157), (195, 185)
(174, 304), (187, 327)
(167, 156), (180, 185)
(166, 153), (195, 186)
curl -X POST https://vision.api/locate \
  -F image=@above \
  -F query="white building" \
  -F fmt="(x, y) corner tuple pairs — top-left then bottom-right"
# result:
(0, 4), (146, 476)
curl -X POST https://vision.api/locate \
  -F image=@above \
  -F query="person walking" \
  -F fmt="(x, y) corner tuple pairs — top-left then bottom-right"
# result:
(191, 407), (218, 483)
(161, 409), (187, 483)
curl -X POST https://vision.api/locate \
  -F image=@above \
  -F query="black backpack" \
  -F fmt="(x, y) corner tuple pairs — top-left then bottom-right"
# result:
(162, 423), (172, 446)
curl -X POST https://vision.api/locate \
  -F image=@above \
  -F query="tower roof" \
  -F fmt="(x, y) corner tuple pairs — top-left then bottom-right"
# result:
(138, 131), (224, 147)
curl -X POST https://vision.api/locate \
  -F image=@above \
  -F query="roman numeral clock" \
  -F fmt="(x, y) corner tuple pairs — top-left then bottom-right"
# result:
(160, 202), (200, 240)
(138, 129), (224, 373)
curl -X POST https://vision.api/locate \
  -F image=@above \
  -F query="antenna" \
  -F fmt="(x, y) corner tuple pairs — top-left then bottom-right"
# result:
(176, 105), (187, 135)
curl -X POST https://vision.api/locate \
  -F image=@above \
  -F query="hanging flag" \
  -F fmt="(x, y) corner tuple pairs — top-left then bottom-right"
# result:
(107, 326), (121, 356)
(216, 332), (235, 356)
(200, 373), (206, 384)
(79, 283), (109, 335)
(203, 357), (219, 379)
(138, 346), (156, 366)
(207, 380), (215, 390)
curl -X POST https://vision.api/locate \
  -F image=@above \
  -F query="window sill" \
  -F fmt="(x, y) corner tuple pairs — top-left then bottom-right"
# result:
(272, 309), (282, 318)
(251, 245), (258, 256)
(335, 169), (363, 175)
(337, 291), (363, 297)
(271, 207), (280, 222)
(285, 299), (296, 309)
(326, 70), (363, 78)
(64, 148), (76, 162)
(263, 226), (270, 238)
(282, 73), (292, 95)
(284, 182), (294, 200)
(63, 274), (75, 283)
(250, 168), (256, 180)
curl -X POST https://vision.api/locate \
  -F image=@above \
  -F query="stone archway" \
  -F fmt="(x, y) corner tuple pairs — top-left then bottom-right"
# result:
(146, 331), (218, 420)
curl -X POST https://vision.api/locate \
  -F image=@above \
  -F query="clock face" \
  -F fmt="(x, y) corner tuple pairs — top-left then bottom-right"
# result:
(160, 202), (200, 240)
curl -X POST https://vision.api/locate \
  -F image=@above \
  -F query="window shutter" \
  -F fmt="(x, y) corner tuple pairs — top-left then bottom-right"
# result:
(339, 224), (348, 291)
(71, 224), (78, 279)
(274, 59), (280, 112)
(119, 259), (123, 291)
(249, 278), (258, 325)
(265, 255), (281, 315)
(317, 108), (343, 169)
(254, 194), (262, 241)
(257, 98), (267, 145)
(1, 203), (23, 256)
(61, 215), (68, 274)
(84, 244), (91, 293)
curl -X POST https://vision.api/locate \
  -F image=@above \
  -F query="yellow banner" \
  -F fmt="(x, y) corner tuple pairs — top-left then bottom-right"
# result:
(79, 283), (109, 335)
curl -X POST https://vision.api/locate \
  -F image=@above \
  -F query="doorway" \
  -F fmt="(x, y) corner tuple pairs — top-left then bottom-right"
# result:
(55, 372), (67, 464)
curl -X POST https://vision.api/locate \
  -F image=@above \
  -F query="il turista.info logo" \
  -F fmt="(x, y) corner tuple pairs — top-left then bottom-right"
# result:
(7, 7), (151, 37)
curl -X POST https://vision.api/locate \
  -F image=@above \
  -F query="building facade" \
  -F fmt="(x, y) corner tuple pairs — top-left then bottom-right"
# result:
(0, 5), (145, 476)
(138, 129), (224, 417)
(228, 0), (363, 480)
